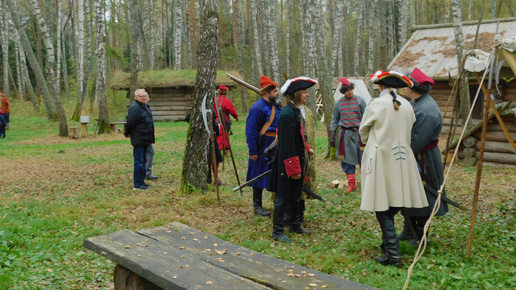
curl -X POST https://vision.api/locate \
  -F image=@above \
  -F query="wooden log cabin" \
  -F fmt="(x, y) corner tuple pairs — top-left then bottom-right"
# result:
(388, 18), (516, 167)
(110, 70), (243, 122)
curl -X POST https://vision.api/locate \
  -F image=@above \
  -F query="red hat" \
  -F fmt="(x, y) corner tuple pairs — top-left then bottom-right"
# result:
(0, 92), (4, 95)
(410, 68), (434, 86)
(260, 75), (278, 88)
(339, 77), (350, 87)
(218, 85), (228, 91)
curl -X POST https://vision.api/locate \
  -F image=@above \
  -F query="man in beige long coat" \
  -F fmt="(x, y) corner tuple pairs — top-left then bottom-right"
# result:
(359, 70), (428, 266)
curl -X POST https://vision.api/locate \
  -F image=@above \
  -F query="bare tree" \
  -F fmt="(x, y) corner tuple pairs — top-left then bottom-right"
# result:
(181, 0), (218, 193)
(250, 0), (263, 75)
(94, 0), (110, 134)
(173, 0), (182, 70)
(31, 0), (69, 136)
(129, 0), (140, 95)
(489, 0), (497, 18)
(452, 0), (470, 129)
(303, 0), (317, 114)
(353, 0), (364, 75)
(398, 0), (409, 50)
(7, 0), (57, 120)
(1, 0), (9, 97)
(72, 0), (86, 121)
(331, 0), (344, 76)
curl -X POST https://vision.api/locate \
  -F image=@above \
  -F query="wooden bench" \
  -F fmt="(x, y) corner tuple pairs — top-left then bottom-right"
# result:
(110, 121), (126, 133)
(84, 222), (377, 290)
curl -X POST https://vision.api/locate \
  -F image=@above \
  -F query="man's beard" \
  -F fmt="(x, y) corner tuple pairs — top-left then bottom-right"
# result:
(269, 96), (277, 104)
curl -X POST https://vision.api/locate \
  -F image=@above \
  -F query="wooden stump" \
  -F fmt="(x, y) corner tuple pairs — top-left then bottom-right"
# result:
(69, 127), (80, 139)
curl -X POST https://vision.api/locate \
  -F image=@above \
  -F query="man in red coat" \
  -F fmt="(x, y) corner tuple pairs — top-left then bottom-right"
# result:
(213, 85), (238, 150)
(1, 92), (9, 130)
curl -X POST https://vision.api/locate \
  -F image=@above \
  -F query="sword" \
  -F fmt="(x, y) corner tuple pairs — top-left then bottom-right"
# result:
(424, 183), (468, 210)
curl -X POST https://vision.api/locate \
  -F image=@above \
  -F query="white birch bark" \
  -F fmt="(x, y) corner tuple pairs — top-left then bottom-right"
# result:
(129, 0), (140, 94)
(250, 0), (263, 75)
(262, 0), (271, 76)
(451, 0), (465, 61)
(303, 0), (316, 77)
(75, 0), (85, 119)
(31, 0), (69, 136)
(94, 0), (110, 134)
(56, 0), (62, 97)
(398, 0), (409, 51)
(286, 0), (290, 76)
(368, 0), (375, 73)
(174, 0), (182, 70)
(15, 41), (23, 99)
(353, 0), (364, 75)
(331, 0), (344, 75)
(1, 0), (9, 97)
(269, 0), (279, 81)
(468, 0), (473, 20)
(489, 0), (497, 18)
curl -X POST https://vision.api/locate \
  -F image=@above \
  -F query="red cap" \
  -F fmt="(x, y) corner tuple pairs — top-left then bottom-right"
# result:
(411, 68), (434, 85)
(0, 92), (4, 95)
(218, 85), (228, 91)
(260, 75), (278, 88)
(339, 77), (350, 86)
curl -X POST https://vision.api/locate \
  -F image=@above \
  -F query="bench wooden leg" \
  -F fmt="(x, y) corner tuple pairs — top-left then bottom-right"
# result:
(114, 264), (161, 290)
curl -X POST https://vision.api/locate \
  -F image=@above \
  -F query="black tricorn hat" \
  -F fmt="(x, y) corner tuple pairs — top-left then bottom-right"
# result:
(369, 70), (413, 88)
(280, 76), (318, 96)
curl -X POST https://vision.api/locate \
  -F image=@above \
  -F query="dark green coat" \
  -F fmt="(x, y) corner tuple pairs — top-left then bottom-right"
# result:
(267, 104), (306, 199)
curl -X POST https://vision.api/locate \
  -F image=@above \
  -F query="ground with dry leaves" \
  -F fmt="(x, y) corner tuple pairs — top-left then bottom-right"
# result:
(0, 101), (514, 289)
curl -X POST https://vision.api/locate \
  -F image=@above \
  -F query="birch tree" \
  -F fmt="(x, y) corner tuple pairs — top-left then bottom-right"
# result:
(1, 0), (9, 97)
(250, 0), (263, 75)
(489, 0), (497, 18)
(398, 0), (409, 51)
(303, 0), (317, 114)
(331, 0), (344, 76)
(181, 0), (218, 193)
(269, 0), (280, 81)
(72, 0), (86, 121)
(451, 0), (470, 129)
(129, 0), (140, 95)
(31, 0), (69, 136)
(173, 0), (182, 70)
(7, 0), (57, 121)
(94, 0), (110, 134)
(353, 0), (364, 75)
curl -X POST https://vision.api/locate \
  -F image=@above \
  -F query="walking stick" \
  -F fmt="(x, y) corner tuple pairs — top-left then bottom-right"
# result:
(214, 98), (243, 196)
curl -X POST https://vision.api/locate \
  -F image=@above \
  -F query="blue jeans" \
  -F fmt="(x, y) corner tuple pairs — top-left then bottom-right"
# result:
(341, 162), (356, 174)
(133, 146), (147, 187)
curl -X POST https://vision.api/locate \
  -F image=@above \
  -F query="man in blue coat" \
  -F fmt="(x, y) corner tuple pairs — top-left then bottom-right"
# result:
(124, 89), (155, 191)
(245, 75), (281, 216)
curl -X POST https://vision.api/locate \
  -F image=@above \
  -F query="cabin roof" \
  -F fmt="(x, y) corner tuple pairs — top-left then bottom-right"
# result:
(388, 18), (516, 80)
(110, 69), (243, 90)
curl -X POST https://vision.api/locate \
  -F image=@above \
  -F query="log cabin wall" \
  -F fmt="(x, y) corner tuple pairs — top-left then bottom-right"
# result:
(146, 86), (194, 122)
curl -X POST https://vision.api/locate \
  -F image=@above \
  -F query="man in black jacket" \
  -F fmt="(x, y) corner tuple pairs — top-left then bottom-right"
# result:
(124, 89), (155, 190)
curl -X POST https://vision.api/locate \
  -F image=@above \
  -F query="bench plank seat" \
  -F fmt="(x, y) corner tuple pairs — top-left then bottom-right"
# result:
(84, 229), (268, 289)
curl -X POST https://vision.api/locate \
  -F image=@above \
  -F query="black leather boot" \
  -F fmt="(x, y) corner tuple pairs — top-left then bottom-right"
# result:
(398, 218), (414, 241)
(272, 202), (292, 243)
(376, 210), (402, 266)
(253, 187), (271, 217)
(288, 199), (311, 234)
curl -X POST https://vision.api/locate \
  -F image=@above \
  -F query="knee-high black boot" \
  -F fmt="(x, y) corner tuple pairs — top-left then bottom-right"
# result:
(289, 199), (311, 234)
(272, 198), (292, 243)
(253, 187), (271, 216)
(375, 210), (402, 266)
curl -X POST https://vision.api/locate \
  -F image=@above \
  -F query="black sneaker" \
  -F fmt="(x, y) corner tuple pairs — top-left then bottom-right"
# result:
(133, 184), (150, 191)
(143, 183), (152, 187)
(146, 174), (159, 180)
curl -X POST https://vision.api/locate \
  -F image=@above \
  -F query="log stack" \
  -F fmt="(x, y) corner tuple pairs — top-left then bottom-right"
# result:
(458, 116), (516, 168)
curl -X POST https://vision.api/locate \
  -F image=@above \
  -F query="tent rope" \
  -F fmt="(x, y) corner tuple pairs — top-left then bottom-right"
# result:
(402, 48), (495, 290)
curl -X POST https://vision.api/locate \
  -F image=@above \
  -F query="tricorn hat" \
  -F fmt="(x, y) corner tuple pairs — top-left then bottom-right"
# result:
(408, 68), (434, 94)
(280, 76), (318, 96)
(369, 70), (413, 88)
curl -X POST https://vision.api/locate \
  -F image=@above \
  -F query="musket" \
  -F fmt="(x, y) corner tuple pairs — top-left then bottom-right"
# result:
(233, 169), (326, 202)
(226, 73), (262, 96)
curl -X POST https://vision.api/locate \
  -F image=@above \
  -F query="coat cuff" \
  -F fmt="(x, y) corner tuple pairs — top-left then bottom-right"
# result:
(284, 156), (301, 176)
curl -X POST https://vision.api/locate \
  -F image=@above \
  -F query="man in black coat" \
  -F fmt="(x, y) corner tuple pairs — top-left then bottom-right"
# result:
(124, 89), (155, 190)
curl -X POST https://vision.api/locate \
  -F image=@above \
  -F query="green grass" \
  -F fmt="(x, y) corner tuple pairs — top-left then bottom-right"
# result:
(0, 100), (515, 289)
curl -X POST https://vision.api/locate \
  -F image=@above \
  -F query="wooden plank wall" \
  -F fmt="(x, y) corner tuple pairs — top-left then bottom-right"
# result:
(146, 87), (194, 122)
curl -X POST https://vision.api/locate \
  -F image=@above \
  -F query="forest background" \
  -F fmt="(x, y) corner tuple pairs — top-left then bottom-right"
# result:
(1, 0), (516, 136)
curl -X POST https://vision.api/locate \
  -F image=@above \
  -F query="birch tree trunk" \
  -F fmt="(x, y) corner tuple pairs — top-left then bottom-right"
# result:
(286, 0), (290, 76)
(181, 0), (218, 193)
(56, 0), (62, 97)
(94, 0), (110, 134)
(173, 0), (182, 70)
(12, 23), (38, 110)
(250, 0), (263, 75)
(84, 0), (95, 111)
(489, 0), (497, 18)
(367, 0), (375, 73)
(303, 0), (317, 115)
(353, 0), (364, 75)
(331, 0), (343, 76)
(398, 0), (409, 51)
(15, 42), (23, 99)
(378, 0), (388, 68)
(188, 0), (198, 68)
(1, 0), (9, 97)
(31, 0), (68, 136)
(269, 0), (280, 82)
(129, 0), (140, 95)
(72, 0), (86, 121)
(7, 0), (56, 120)
(452, 0), (470, 129)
